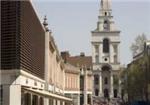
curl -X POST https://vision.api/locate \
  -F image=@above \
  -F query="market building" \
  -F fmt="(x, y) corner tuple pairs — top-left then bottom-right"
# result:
(1, 1), (72, 105)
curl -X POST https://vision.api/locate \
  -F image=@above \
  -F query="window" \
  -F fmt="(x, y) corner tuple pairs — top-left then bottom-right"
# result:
(80, 76), (84, 90)
(103, 38), (109, 53)
(94, 75), (99, 85)
(103, 20), (110, 30)
(80, 94), (84, 105)
(104, 58), (108, 61)
(95, 89), (99, 96)
(88, 94), (91, 104)
(114, 89), (118, 98)
(104, 89), (109, 98)
(22, 92), (31, 105)
(104, 77), (108, 84)
(32, 95), (38, 105)
(39, 97), (44, 105)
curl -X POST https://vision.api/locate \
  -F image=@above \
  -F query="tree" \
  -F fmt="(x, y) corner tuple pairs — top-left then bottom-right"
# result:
(130, 33), (147, 56)
(121, 57), (147, 103)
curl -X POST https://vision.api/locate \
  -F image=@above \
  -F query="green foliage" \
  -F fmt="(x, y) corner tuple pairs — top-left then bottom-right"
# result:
(122, 56), (147, 101)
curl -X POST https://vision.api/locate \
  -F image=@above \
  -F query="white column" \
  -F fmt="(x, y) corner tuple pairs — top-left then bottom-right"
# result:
(110, 72), (114, 98)
(99, 72), (103, 97)
(44, 98), (49, 105)
(57, 100), (60, 105)
(83, 68), (87, 105)
(118, 79), (122, 98)
(62, 101), (65, 105)
(92, 44), (95, 62)
(53, 99), (56, 105)
(77, 94), (80, 105)
(44, 30), (50, 90)
(3, 85), (21, 105)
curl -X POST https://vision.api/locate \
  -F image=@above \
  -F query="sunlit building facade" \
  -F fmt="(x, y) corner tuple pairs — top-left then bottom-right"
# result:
(1, 1), (72, 105)
(61, 52), (93, 105)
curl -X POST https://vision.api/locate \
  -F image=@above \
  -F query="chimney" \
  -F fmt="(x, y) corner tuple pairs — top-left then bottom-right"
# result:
(61, 51), (70, 63)
(80, 52), (85, 57)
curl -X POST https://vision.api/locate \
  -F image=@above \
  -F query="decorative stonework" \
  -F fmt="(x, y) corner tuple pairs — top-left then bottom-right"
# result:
(92, 0), (121, 99)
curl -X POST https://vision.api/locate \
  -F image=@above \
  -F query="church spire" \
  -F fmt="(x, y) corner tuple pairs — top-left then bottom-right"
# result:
(96, 0), (118, 31)
(100, 0), (111, 10)
(99, 0), (112, 17)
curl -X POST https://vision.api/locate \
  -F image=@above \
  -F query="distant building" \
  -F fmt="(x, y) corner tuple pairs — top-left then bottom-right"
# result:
(91, 0), (121, 101)
(1, 1), (72, 105)
(64, 63), (80, 105)
(61, 52), (93, 105)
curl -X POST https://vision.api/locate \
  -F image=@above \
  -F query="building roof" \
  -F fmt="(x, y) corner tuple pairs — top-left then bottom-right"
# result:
(61, 51), (92, 70)
(64, 63), (80, 74)
(67, 56), (92, 69)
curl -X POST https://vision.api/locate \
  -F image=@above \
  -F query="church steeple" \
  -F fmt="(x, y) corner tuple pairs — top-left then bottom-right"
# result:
(91, 0), (121, 99)
(96, 0), (118, 31)
(101, 0), (111, 10)
(100, 0), (112, 17)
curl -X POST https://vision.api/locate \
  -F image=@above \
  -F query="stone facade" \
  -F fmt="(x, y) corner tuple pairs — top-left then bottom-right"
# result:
(61, 52), (93, 105)
(91, 0), (121, 101)
(64, 63), (80, 105)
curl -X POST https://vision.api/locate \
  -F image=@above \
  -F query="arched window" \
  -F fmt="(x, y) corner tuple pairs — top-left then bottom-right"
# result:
(104, 89), (109, 98)
(102, 65), (110, 71)
(94, 75), (99, 85)
(95, 89), (99, 96)
(114, 89), (118, 98)
(103, 20), (109, 30)
(103, 38), (109, 53)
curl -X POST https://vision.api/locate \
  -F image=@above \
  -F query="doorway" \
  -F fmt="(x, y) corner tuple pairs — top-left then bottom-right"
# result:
(104, 89), (109, 98)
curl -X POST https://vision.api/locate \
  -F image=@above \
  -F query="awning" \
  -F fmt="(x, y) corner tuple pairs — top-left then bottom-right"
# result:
(22, 87), (72, 103)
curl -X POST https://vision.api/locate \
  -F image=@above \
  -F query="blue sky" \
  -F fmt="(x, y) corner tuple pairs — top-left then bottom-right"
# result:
(32, 0), (150, 65)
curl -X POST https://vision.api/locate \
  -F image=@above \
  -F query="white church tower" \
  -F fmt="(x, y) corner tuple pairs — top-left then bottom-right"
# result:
(91, 0), (121, 99)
